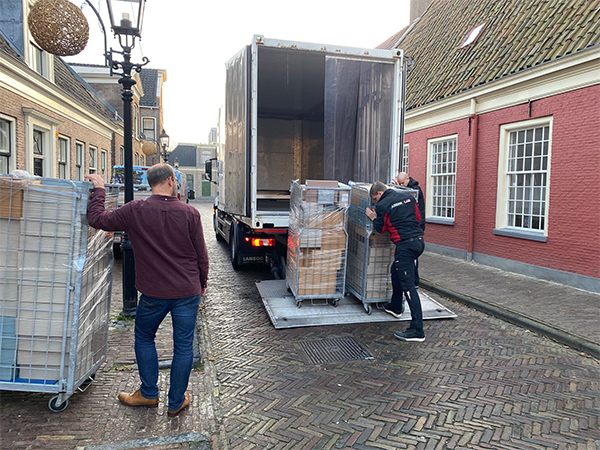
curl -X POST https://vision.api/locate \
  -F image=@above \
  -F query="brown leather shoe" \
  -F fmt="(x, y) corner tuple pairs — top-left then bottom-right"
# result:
(117, 389), (158, 408)
(167, 391), (190, 417)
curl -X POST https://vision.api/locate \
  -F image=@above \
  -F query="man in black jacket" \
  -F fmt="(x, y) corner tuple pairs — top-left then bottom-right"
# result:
(393, 172), (425, 288)
(366, 181), (426, 342)
(393, 172), (425, 231)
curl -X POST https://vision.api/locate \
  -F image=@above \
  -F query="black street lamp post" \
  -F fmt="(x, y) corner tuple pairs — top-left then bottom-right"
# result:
(159, 129), (170, 163)
(104, 0), (148, 317)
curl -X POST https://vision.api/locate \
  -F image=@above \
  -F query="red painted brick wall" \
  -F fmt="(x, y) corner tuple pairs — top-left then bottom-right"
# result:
(405, 84), (600, 279)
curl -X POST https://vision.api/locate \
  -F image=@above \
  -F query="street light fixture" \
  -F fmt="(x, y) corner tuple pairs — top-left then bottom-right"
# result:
(159, 129), (170, 163)
(105, 0), (148, 317)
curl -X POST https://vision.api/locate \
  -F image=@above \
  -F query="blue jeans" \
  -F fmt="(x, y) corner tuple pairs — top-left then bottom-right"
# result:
(391, 238), (425, 331)
(134, 294), (201, 410)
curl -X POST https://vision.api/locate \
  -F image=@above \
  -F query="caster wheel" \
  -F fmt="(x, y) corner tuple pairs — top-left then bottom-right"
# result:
(332, 300), (339, 307)
(48, 396), (68, 412)
(296, 300), (302, 308)
(364, 303), (372, 315)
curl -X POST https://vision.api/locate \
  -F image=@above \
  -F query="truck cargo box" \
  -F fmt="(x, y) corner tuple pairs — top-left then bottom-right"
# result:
(220, 35), (406, 230)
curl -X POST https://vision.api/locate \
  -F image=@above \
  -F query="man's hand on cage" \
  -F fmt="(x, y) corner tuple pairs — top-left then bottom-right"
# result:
(85, 174), (105, 190)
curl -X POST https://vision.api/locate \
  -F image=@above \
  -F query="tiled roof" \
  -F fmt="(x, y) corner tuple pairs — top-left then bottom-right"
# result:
(381, 0), (600, 110)
(169, 144), (197, 167)
(55, 58), (118, 121)
(140, 68), (158, 107)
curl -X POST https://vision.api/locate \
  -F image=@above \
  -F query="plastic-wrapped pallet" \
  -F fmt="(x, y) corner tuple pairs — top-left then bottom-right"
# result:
(345, 182), (418, 314)
(0, 175), (115, 411)
(286, 180), (351, 306)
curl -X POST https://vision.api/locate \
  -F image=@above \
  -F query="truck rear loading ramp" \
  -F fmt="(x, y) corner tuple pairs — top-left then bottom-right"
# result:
(256, 280), (457, 329)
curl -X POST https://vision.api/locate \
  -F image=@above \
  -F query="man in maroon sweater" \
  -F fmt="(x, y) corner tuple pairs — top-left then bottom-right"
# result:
(86, 164), (209, 417)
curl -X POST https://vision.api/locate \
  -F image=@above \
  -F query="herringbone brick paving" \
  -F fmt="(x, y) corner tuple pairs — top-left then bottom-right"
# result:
(200, 202), (599, 450)
(1, 201), (598, 450)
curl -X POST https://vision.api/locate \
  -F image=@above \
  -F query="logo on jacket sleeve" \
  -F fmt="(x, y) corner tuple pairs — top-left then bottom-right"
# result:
(391, 199), (412, 209)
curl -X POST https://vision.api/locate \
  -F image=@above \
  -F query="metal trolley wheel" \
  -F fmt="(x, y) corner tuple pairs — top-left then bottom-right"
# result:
(363, 303), (372, 314)
(48, 396), (69, 412)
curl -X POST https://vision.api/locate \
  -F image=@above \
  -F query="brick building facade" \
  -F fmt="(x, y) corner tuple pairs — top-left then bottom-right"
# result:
(381, 0), (600, 291)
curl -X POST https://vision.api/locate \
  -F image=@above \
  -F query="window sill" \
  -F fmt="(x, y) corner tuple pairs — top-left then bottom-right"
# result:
(427, 217), (455, 226)
(493, 228), (547, 242)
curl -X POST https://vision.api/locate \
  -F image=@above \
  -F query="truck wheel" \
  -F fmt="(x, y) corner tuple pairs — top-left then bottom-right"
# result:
(230, 226), (240, 270)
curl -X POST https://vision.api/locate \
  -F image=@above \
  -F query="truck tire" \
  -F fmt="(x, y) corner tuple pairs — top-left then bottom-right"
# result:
(230, 226), (240, 270)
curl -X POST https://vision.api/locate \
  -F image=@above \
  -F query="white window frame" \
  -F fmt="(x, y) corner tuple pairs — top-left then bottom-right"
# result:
(57, 135), (70, 179)
(75, 141), (85, 181)
(494, 117), (553, 242)
(23, 107), (60, 178)
(0, 114), (16, 175)
(89, 146), (98, 174)
(119, 146), (125, 165)
(100, 150), (108, 176)
(426, 135), (457, 225)
(135, 153), (139, 165)
(142, 117), (156, 142)
(134, 105), (139, 139)
(140, 155), (144, 166)
(401, 144), (409, 174)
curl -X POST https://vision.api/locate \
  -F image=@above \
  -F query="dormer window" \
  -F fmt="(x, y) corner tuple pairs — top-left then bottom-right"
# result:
(460, 23), (485, 48)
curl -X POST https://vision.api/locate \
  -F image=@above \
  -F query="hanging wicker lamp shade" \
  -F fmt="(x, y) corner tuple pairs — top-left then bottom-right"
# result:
(28, 0), (89, 56)
(141, 140), (157, 156)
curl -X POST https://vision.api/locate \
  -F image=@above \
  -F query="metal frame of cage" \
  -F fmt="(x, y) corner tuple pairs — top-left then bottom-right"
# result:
(345, 181), (418, 314)
(286, 180), (352, 307)
(0, 177), (115, 411)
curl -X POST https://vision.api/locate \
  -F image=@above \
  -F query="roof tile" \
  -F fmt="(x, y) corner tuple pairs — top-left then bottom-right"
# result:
(387, 0), (600, 110)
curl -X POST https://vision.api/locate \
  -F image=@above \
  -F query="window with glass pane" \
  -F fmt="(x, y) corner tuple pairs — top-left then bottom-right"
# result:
(134, 106), (139, 138)
(401, 144), (409, 173)
(142, 118), (155, 141)
(120, 147), (124, 164)
(32, 45), (45, 76)
(506, 125), (549, 231)
(430, 138), (456, 219)
(58, 137), (68, 179)
(89, 147), (97, 174)
(135, 153), (139, 165)
(33, 129), (44, 176)
(75, 142), (84, 180)
(101, 151), (107, 175)
(0, 118), (11, 174)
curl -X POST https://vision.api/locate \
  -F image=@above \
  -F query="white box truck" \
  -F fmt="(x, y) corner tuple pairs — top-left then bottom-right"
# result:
(206, 35), (408, 277)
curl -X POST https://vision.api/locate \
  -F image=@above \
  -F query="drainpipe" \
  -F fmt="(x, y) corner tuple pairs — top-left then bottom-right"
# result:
(467, 98), (478, 262)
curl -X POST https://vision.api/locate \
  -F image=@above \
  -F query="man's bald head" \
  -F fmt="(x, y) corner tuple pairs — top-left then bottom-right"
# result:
(397, 172), (409, 186)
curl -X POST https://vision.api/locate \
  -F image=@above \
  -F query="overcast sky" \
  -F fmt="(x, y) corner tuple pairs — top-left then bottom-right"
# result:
(66, 0), (410, 147)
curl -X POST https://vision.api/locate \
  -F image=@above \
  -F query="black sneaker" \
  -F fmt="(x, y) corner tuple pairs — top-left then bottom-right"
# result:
(394, 329), (425, 342)
(382, 302), (403, 319)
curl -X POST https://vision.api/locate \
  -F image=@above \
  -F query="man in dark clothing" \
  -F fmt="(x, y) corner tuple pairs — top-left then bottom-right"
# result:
(366, 181), (426, 342)
(86, 164), (209, 416)
(393, 172), (425, 288)
(393, 172), (426, 231)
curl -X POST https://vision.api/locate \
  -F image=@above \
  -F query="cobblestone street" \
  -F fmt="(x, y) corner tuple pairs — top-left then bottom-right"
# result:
(1, 200), (598, 450)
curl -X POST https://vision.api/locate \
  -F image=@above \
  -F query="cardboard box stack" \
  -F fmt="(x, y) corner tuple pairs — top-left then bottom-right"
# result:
(0, 177), (114, 386)
(286, 180), (351, 299)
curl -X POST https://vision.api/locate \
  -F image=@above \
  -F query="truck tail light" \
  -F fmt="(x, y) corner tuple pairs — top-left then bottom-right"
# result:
(250, 238), (275, 247)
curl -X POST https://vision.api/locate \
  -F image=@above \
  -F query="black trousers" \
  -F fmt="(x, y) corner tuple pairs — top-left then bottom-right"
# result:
(390, 238), (425, 331)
